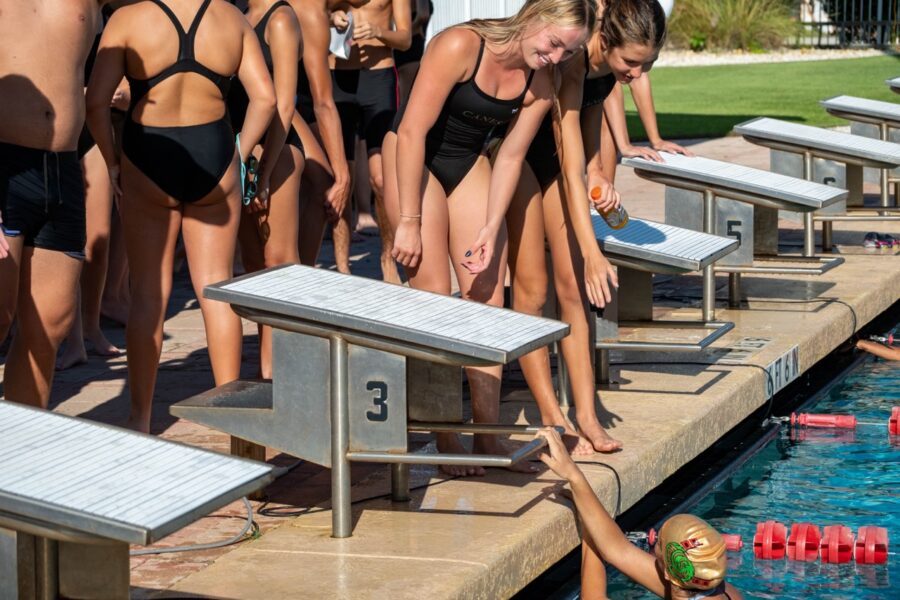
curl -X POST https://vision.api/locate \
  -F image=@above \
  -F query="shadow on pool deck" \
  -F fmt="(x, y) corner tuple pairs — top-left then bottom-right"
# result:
(1, 135), (899, 598)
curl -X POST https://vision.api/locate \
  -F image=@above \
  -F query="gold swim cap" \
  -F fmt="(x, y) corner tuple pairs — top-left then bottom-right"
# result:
(657, 514), (727, 591)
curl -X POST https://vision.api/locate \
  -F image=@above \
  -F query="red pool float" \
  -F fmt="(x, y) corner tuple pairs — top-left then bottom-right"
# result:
(722, 533), (743, 552)
(753, 520), (787, 560)
(889, 407), (900, 436)
(787, 522), (821, 562)
(855, 526), (889, 565)
(820, 525), (854, 564)
(790, 412), (857, 429)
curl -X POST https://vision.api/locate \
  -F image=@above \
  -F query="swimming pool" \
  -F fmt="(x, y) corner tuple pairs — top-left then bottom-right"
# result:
(603, 353), (899, 599)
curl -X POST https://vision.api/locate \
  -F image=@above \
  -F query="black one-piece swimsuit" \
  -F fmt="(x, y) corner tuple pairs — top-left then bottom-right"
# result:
(391, 37), (535, 195)
(123, 0), (234, 203)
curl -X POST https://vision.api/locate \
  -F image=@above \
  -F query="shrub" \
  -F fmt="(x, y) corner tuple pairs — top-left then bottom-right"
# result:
(668, 0), (799, 51)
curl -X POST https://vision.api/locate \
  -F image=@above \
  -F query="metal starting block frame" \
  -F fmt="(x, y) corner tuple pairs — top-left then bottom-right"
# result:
(734, 117), (900, 252)
(583, 213), (737, 385)
(624, 152), (846, 313)
(821, 95), (900, 208)
(0, 401), (273, 600)
(172, 265), (569, 538)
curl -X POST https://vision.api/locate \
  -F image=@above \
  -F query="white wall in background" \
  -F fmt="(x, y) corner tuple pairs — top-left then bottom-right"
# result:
(425, 0), (675, 42)
(426, 1), (526, 41)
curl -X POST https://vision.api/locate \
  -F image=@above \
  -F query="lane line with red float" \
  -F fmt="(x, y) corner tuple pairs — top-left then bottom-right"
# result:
(752, 520), (892, 565)
(764, 407), (900, 435)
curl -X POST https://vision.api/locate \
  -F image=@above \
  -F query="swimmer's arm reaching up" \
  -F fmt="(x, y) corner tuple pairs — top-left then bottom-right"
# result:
(536, 429), (668, 597)
(462, 70), (554, 274)
(856, 339), (900, 361)
(392, 28), (476, 269)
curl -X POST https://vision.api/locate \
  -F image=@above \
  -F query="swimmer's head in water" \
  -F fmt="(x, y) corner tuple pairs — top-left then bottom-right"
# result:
(599, 0), (666, 83)
(655, 514), (727, 591)
(459, 0), (596, 69)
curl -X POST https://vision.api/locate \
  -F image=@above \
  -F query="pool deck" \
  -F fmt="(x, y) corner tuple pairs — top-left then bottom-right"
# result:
(5, 135), (899, 599)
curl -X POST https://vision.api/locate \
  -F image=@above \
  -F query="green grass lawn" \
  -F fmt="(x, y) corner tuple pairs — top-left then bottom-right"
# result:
(625, 55), (900, 140)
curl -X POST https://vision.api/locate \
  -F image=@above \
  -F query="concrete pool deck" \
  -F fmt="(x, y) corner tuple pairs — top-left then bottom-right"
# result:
(4, 135), (898, 599)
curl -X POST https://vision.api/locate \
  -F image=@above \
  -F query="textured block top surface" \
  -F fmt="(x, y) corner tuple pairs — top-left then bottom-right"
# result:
(591, 213), (738, 272)
(208, 265), (568, 364)
(624, 152), (846, 209)
(735, 117), (900, 166)
(0, 401), (273, 545)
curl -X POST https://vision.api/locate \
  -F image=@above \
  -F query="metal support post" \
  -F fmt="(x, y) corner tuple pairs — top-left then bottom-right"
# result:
(702, 189), (716, 322)
(557, 341), (570, 408)
(728, 273), (741, 308)
(598, 348), (610, 385)
(35, 538), (57, 600)
(822, 216), (834, 250)
(802, 151), (816, 256)
(390, 464), (410, 502)
(330, 335), (351, 538)
(805, 212), (818, 254)
(880, 122), (892, 214)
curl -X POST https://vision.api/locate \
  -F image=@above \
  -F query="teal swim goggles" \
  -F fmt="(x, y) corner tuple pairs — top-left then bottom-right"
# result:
(236, 134), (259, 206)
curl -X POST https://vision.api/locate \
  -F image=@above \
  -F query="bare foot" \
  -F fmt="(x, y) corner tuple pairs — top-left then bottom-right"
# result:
(436, 433), (485, 477)
(473, 436), (539, 473)
(85, 328), (122, 357)
(545, 414), (595, 456)
(578, 418), (623, 453)
(354, 213), (378, 233)
(562, 426), (596, 456)
(56, 342), (87, 371)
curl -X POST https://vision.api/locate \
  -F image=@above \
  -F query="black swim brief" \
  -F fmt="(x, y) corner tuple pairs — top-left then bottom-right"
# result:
(332, 67), (398, 160)
(0, 141), (85, 257)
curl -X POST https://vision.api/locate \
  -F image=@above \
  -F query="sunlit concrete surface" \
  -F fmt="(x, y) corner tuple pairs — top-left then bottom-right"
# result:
(4, 135), (896, 599)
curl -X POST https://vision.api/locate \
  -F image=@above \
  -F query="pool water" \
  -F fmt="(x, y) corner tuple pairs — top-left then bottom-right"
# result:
(604, 354), (900, 599)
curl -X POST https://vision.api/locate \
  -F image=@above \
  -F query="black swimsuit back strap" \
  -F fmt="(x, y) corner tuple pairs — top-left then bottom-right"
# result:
(182, 0), (212, 60)
(469, 36), (532, 98)
(131, 0), (228, 105)
(150, 0), (211, 60)
(468, 37), (486, 81)
(256, 0), (291, 34)
(522, 68), (535, 95)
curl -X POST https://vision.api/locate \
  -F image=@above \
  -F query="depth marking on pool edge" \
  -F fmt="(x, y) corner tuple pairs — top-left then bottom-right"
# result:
(715, 337), (773, 364)
(765, 345), (800, 398)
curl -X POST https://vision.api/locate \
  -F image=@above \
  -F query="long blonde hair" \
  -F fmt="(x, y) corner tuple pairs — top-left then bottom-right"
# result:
(471, 0), (597, 165)
(458, 0), (598, 48)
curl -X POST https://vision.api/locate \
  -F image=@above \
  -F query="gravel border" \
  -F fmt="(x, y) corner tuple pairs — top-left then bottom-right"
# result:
(656, 47), (899, 68)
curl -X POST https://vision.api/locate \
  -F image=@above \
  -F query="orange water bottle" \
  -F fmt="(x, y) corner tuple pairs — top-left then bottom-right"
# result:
(590, 186), (629, 229)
